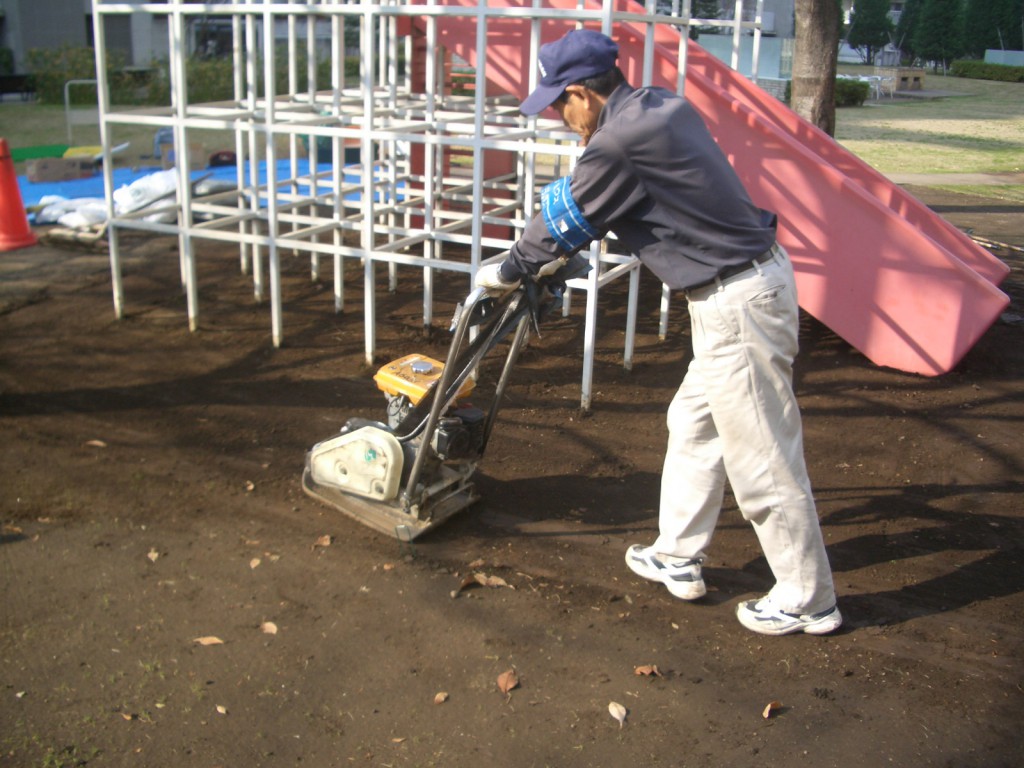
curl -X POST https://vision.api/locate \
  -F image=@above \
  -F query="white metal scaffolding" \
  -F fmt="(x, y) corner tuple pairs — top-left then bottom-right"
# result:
(90, 0), (760, 410)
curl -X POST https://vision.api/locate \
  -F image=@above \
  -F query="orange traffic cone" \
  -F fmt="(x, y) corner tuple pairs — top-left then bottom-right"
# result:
(0, 137), (38, 252)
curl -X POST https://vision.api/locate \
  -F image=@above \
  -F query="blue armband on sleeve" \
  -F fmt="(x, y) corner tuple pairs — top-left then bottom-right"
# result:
(541, 176), (599, 252)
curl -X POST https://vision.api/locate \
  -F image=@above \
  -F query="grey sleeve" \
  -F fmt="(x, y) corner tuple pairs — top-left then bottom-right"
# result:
(500, 135), (644, 282)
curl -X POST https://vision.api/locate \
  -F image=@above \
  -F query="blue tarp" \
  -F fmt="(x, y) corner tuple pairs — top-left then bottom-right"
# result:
(17, 159), (353, 209)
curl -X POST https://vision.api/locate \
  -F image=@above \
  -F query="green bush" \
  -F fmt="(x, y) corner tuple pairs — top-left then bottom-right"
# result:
(138, 53), (360, 107)
(834, 78), (870, 106)
(21, 46), (394, 108)
(23, 45), (148, 104)
(782, 77), (870, 107)
(949, 59), (1024, 83)
(0, 47), (14, 76)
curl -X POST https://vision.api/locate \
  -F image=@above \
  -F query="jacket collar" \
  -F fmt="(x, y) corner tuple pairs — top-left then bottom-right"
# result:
(596, 82), (637, 130)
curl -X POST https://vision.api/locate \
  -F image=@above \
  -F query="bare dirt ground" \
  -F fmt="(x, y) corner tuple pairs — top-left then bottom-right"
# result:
(2, 185), (1023, 768)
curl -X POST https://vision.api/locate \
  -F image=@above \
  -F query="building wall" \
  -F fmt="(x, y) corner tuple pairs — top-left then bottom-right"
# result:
(715, 0), (796, 38)
(5, 1), (822, 76)
(2, 0), (167, 71)
(3, 0), (89, 70)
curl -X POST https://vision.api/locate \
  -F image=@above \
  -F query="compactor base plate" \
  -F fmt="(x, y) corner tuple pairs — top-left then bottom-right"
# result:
(301, 467), (479, 541)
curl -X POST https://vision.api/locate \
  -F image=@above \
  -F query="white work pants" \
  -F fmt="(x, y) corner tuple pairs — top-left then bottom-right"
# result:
(654, 247), (836, 615)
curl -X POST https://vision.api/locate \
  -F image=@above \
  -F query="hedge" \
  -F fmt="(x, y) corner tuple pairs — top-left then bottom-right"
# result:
(24, 46), (362, 106)
(835, 78), (871, 106)
(950, 60), (1024, 83)
(783, 77), (870, 107)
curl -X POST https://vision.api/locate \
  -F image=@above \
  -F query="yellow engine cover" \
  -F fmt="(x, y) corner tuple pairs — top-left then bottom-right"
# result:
(373, 354), (475, 405)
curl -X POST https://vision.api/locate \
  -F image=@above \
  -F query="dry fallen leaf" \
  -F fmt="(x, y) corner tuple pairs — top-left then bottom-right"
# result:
(608, 701), (628, 728)
(634, 664), (662, 677)
(451, 571), (511, 598)
(468, 558), (486, 568)
(762, 700), (783, 719)
(260, 621), (278, 635)
(147, 549), (159, 563)
(249, 558), (261, 570)
(312, 535), (333, 551)
(245, 481), (255, 492)
(433, 691), (449, 705)
(391, 737), (406, 744)
(193, 636), (224, 646)
(85, 439), (107, 448)
(216, 705), (228, 715)
(497, 668), (519, 695)
(474, 573), (510, 588)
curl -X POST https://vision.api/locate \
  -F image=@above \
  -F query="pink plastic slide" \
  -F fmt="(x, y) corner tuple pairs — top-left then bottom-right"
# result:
(411, 0), (1010, 376)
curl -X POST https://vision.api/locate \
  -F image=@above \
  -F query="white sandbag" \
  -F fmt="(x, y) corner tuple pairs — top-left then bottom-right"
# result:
(113, 168), (179, 214)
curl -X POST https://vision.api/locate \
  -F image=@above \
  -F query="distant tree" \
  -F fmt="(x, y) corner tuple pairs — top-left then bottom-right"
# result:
(655, 0), (722, 39)
(1005, 0), (1024, 49)
(913, 0), (966, 72)
(964, 0), (1024, 57)
(847, 0), (895, 64)
(895, 0), (924, 62)
(792, 0), (840, 136)
(689, 0), (723, 39)
(964, 0), (999, 57)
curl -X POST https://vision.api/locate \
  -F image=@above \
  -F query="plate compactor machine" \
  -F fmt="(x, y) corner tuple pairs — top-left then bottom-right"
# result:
(302, 255), (589, 540)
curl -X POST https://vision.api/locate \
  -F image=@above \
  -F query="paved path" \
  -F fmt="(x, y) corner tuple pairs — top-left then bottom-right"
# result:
(887, 172), (1024, 186)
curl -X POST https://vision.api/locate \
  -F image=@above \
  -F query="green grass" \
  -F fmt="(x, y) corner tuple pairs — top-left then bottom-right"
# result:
(834, 65), (1024, 181)
(0, 103), (233, 175)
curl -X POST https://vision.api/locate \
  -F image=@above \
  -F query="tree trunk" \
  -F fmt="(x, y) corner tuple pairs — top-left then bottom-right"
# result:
(791, 0), (841, 136)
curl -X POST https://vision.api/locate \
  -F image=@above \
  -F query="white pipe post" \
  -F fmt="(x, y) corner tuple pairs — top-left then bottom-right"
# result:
(731, 0), (743, 71)
(624, 258), (639, 371)
(169, 0), (199, 332)
(579, 240), (602, 413)
(307, 0), (321, 281)
(232, 11), (249, 277)
(751, 0), (764, 82)
(422, 0), (438, 329)
(263, 0), (283, 347)
(246, 0), (263, 301)
(468, 0), (487, 291)
(331, 2), (345, 314)
(642, 0), (655, 86)
(92, 0), (123, 319)
(659, 283), (671, 340)
(361, 2), (377, 366)
(678, 0), (690, 96)
(386, 5), (399, 294)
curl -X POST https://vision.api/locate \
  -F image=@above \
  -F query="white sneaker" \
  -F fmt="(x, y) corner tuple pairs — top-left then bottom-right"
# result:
(624, 544), (706, 600)
(735, 595), (843, 636)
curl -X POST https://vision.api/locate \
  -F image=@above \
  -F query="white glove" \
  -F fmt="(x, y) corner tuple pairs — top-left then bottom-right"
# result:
(475, 263), (521, 298)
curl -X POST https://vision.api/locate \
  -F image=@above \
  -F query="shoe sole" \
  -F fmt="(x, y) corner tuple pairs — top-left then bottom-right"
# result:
(625, 547), (707, 601)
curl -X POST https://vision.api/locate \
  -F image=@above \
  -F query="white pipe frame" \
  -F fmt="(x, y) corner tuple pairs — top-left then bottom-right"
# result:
(91, 0), (757, 409)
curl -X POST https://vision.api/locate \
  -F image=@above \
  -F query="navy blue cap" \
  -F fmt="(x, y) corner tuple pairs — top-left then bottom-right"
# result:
(519, 30), (620, 116)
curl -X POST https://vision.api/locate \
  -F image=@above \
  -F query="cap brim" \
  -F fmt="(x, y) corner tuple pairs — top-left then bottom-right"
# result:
(519, 83), (564, 116)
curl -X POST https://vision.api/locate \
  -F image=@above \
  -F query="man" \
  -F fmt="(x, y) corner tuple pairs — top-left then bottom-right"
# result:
(476, 29), (840, 636)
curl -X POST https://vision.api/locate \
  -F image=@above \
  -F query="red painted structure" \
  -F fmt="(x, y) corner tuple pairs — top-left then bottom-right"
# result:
(408, 0), (1009, 376)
